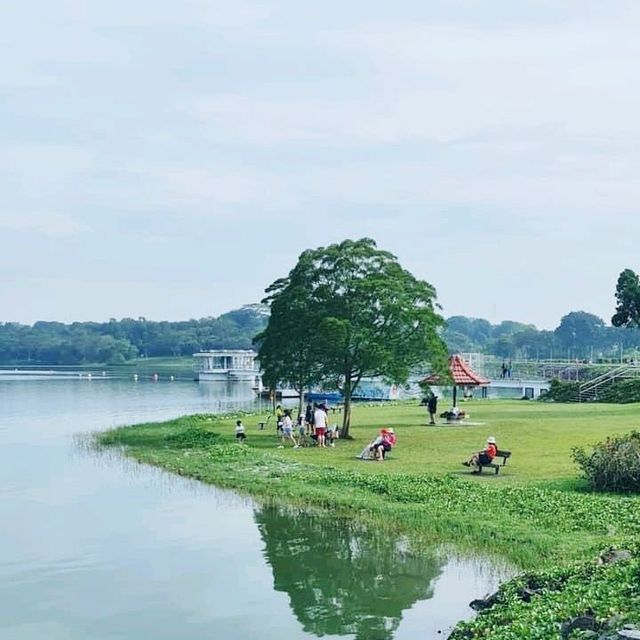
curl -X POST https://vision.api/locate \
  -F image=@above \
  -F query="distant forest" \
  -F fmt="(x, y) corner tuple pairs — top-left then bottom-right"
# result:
(0, 304), (269, 365)
(1, 307), (639, 366)
(442, 311), (640, 361)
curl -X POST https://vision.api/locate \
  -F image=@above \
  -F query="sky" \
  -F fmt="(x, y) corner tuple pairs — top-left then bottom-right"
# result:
(2, 1), (639, 330)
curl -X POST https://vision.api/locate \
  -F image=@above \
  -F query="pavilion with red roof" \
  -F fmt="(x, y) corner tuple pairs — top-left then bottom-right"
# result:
(423, 355), (490, 407)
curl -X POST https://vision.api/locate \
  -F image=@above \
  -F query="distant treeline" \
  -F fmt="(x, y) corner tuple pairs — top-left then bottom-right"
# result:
(0, 305), (269, 365)
(2, 306), (639, 366)
(442, 311), (640, 360)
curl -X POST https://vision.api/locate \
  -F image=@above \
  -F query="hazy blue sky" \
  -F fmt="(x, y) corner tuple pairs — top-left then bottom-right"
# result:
(2, 1), (639, 329)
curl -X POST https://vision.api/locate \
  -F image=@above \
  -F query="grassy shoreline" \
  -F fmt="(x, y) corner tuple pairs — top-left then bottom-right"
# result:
(97, 400), (640, 639)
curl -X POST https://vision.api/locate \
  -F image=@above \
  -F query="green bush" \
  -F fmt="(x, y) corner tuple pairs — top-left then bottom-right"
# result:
(573, 431), (640, 492)
(598, 378), (640, 403)
(541, 378), (580, 402)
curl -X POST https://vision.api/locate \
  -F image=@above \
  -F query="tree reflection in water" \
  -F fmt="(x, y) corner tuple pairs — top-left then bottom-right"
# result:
(255, 505), (445, 640)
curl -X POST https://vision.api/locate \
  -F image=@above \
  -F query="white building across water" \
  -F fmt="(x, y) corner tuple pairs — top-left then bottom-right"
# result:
(193, 350), (259, 382)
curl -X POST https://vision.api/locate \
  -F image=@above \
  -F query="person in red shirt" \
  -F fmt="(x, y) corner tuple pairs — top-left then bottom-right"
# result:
(371, 428), (397, 461)
(464, 436), (498, 470)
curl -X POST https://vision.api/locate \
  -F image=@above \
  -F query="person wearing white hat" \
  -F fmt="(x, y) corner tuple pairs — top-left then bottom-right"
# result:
(463, 436), (498, 471)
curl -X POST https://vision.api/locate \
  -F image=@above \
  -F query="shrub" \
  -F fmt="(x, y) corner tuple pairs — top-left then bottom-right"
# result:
(597, 378), (640, 403)
(541, 378), (580, 402)
(573, 431), (640, 492)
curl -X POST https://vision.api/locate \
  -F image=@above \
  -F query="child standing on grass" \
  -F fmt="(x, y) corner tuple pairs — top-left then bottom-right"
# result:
(235, 420), (246, 442)
(278, 409), (299, 448)
(297, 414), (306, 446)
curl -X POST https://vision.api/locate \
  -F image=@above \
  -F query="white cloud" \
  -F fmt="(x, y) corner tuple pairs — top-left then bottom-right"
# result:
(158, 168), (289, 207)
(0, 145), (92, 175)
(0, 212), (86, 237)
(324, 18), (640, 139)
(182, 14), (640, 146)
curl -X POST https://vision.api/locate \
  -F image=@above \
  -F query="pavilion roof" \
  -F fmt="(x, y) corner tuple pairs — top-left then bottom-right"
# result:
(423, 354), (490, 386)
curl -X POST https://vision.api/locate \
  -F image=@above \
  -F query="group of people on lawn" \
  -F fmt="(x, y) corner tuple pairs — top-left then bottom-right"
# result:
(235, 402), (339, 448)
(236, 400), (499, 470)
(275, 402), (340, 448)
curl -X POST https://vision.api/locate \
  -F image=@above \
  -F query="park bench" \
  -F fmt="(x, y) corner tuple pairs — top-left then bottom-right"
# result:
(476, 449), (512, 475)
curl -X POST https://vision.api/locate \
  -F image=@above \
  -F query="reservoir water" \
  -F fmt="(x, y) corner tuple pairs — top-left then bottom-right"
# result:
(0, 376), (510, 639)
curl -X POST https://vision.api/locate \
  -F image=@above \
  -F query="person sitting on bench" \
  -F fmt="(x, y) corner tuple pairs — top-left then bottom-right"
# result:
(371, 428), (396, 461)
(463, 436), (497, 471)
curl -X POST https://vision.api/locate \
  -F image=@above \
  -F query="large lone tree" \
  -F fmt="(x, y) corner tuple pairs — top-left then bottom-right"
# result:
(612, 268), (640, 328)
(258, 238), (447, 437)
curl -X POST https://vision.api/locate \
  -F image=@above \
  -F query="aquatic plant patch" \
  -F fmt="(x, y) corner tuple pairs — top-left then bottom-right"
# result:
(282, 468), (640, 538)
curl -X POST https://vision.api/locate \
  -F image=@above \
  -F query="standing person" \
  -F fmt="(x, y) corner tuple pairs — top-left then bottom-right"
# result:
(507, 361), (512, 378)
(278, 409), (298, 448)
(235, 420), (246, 443)
(314, 403), (328, 447)
(304, 401), (314, 434)
(275, 404), (284, 434)
(427, 394), (438, 425)
(501, 362), (507, 379)
(296, 414), (307, 446)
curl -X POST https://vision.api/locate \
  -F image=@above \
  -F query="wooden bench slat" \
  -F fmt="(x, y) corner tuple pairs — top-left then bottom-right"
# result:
(476, 450), (512, 475)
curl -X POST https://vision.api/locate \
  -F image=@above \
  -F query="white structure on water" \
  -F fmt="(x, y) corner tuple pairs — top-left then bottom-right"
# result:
(193, 350), (259, 382)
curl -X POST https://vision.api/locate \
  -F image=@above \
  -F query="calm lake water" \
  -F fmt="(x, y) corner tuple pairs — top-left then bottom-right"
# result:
(0, 376), (511, 640)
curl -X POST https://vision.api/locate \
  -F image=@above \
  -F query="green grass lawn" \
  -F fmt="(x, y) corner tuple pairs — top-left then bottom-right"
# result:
(215, 399), (640, 486)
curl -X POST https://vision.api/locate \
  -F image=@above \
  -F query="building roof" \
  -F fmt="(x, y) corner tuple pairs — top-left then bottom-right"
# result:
(423, 354), (490, 386)
(449, 354), (490, 385)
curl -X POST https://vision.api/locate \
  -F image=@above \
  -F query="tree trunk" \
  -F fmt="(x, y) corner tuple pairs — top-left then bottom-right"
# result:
(297, 380), (304, 417)
(340, 375), (352, 438)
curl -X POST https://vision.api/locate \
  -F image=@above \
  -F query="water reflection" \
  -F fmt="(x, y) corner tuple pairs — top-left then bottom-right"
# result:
(255, 505), (445, 640)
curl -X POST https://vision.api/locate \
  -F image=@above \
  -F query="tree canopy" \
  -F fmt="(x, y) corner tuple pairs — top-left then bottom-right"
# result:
(257, 238), (448, 435)
(612, 268), (640, 329)
(554, 311), (605, 354)
(254, 277), (326, 414)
